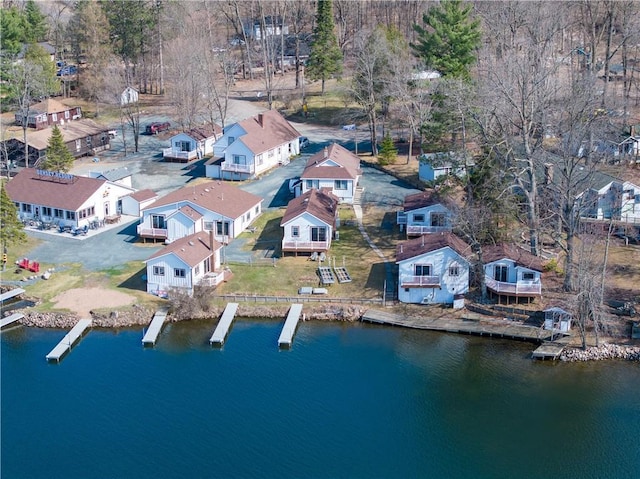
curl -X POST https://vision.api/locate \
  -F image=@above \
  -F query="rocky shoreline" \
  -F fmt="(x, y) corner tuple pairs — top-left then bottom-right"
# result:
(560, 343), (640, 362)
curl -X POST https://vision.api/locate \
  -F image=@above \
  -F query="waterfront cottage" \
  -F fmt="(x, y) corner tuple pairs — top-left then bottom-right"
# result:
(396, 232), (472, 305)
(5, 168), (135, 229)
(482, 244), (544, 304)
(297, 143), (362, 204)
(14, 98), (82, 130)
(280, 188), (338, 255)
(396, 191), (452, 237)
(137, 181), (262, 243)
(163, 124), (222, 163)
(206, 110), (300, 180)
(575, 177), (640, 225)
(144, 230), (227, 296)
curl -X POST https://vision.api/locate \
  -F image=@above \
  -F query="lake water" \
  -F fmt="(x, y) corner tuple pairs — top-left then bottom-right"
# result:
(2, 319), (639, 479)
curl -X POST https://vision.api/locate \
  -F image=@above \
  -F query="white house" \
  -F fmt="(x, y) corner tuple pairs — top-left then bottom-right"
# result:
(120, 189), (158, 217)
(418, 152), (474, 182)
(144, 230), (227, 296)
(206, 110), (300, 181)
(396, 191), (452, 237)
(482, 244), (544, 304)
(137, 181), (263, 243)
(120, 87), (139, 106)
(576, 178), (640, 224)
(280, 188), (338, 256)
(396, 232), (472, 305)
(163, 124), (222, 163)
(298, 143), (361, 203)
(5, 168), (135, 229)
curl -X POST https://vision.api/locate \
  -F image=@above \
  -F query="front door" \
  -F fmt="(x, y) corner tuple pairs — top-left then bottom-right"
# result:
(104, 202), (109, 216)
(494, 265), (508, 282)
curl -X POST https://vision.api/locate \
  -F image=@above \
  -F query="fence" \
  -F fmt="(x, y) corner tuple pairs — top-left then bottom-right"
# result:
(213, 293), (384, 305)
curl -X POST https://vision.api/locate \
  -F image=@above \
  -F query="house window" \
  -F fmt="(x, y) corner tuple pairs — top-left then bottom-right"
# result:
(255, 206), (259, 214)
(245, 212), (250, 222)
(311, 227), (327, 242)
(268, 149), (274, 158)
(522, 271), (535, 281)
(431, 212), (446, 227)
(335, 180), (348, 190)
(151, 215), (166, 229)
(22, 204), (32, 213)
(86, 136), (92, 148)
(66, 211), (76, 220)
(494, 264), (508, 282)
(228, 136), (235, 145)
(232, 154), (246, 165)
(306, 179), (319, 190)
(75, 139), (81, 151)
(178, 141), (190, 152)
(204, 221), (214, 231)
(292, 226), (299, 237)
(449, 263), (460, 276)
(52, 113), (57, 122)
(194, 265), (200, 276)
(204, 257), (211, 273)
(413, 214), (425, 223)
(42, 207), (52, 217)
(257, 154), (263, 165)
(174, 268), (186, 278)
(216, 221), (230, 236)
(54, 209), (64, 218)
(153, 266), (165, 276)
(414, 264), (431, 276)
(635, 194), (640, 203)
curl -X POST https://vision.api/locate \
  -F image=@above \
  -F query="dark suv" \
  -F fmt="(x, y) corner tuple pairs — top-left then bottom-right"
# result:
(145, 122), (170, 134)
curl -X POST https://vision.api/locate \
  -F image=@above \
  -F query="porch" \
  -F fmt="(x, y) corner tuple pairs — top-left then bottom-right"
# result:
(485, 276), (541, 303)
(162, 148), (198, 163)
(406, 225), (452, 236)
(399, 275), (441, 288)
(281, 240), (330, 255)
(137, 225), (168, 242)
(221, 161), (255, 174)
(198, 269), (231, 288)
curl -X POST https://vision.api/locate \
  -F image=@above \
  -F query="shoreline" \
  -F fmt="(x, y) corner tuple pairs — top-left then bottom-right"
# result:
(13, 305), (640, 362)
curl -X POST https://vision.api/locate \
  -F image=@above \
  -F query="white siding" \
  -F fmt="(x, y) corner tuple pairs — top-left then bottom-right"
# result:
(146, 255), (192, 293)
(300, 178), (354, 203)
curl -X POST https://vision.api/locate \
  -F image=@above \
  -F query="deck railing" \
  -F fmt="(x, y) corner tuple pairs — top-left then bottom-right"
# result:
(162, 148), (197, 160)
(281, 240), (330, 251)
(406, 225), (452, 236)
(485, 276), (542, 295)
(221, 161), (255, 174)
(399, 275), (441, 288)
(137, 225), (168, 239)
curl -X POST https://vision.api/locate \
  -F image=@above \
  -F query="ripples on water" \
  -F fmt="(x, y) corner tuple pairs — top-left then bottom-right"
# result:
(2, 320), (639, 479)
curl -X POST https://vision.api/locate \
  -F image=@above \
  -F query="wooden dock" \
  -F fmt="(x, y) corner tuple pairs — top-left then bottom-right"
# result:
(0, 313), (24, 330)
(361, 309), (555, 342)
(142, 307), (169, 346)
(0, 288), (26, 303)
(210, 302), (239, 346)
(531, 342), (566, 360)
(278, 304), (303, 348)
(45, 319), (92, 362)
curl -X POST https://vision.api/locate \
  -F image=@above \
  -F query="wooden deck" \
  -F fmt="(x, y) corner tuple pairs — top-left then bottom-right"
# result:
(278, 304), (303, 348)
(142, 307), (169, 346)
(0, 313), (24, 330)
(361, 309), (554, 342)
(210, 303), (239, 346)
(531, 342), (566, 360)
(46, 319), (92, 362)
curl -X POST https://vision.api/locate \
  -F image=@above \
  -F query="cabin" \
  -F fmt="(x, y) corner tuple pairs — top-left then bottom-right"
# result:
(14, 98), (82, 130)
(2, 119), (110, 167)
(418, 152), (473, 182)
(206, 110), (300, 181)
(4, 168), (135, 229)
(280, 188), (338, 256)
(396, 191), (452, 236)
(137, 181), (263, 243)
(144, 231), (227, 296)
(482, 244), (544, 304)
(298, 143), (362, 204)
(576, 178), (640, 224)
(396, 233), (472, 305)
(120, 189), (158, 217)
(163, 124), (222, 163)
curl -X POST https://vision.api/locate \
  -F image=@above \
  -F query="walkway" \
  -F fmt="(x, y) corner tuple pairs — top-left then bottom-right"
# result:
(45, 319), (92, 362)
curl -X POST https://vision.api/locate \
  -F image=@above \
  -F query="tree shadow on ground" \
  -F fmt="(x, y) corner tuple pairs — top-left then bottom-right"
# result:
(252, 216), (282, 257)
(365, 262), (390, 292)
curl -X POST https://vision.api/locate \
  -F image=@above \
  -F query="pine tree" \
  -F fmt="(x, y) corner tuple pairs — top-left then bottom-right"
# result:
(42, 125), (74, 172)
(24, 0), (49, 43)
(306, 0), (343, 95)
(411, 0), (481, 80)
(0, 181), (26, 248)
(378, 133), (398, 165)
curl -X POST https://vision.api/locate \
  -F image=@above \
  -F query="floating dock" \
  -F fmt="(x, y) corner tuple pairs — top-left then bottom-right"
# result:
(210, 302), (239, 346)
(142, 307), (169, 346)
(0, 313), (24, 330)
(531, 342), (566, 360)
(45, 319), (92, 362)
(0, 288), (26, 303)
(278, 304), (303, 348)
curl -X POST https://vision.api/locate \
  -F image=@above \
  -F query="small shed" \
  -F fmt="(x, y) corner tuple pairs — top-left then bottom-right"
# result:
(544, 307), (572, 333)
(120, 87), (139, 106)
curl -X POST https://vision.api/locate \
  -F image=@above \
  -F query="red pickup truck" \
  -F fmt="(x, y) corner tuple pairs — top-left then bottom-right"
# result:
(145, 122), (170, 134)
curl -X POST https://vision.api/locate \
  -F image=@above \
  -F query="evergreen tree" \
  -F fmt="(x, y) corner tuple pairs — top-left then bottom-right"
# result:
(412, 0), (481, 80)
(0, 181), (26, 248)
(0, 7), (27, 56)
(24, 0), (49, 43)
(306, 0), (343, 95)
(378, 133), (398, 165)
(42, 125), (74, 172)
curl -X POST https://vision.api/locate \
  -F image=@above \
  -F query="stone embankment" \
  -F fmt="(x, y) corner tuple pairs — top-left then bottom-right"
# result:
(561, 343), (640, 362)
(19, 304), (364, 329)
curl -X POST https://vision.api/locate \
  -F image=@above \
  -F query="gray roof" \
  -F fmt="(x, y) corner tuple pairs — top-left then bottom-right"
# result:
(96, 167), (131, 182)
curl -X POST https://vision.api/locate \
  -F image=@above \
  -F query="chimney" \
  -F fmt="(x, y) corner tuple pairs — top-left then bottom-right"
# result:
(323, 146), (328, 158)
(257, 113), (264, 127)
(421, 235), (425, 246)
(544, 163), (553, 186)
(209, 228), (215, 253)
(400, 244), (403, 254)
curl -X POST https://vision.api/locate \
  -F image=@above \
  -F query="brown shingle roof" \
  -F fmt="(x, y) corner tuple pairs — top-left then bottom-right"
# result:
(237, 110), (300, 155)
(128, 189), (157, 202)
(301, 143), (361, 180)
(144, 180), (262, 219)
(5, 168), (105, 211)
(13, 119), (107, 151)
(403, 191), (442, 212)
(185, 124), (222, 141)
(482, 244), (545, 272)
(172, 204), (203, 221)
(280, 188), (338, 226)
(28, 98), (73, 115)
(396, 232), (473, 262)
(147, 231), (221, 267)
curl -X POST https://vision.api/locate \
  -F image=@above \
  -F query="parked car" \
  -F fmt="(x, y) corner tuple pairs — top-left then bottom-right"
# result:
(107, 130), (118, 138)
(299, 136), (309, 149)
(145, 122), (171, 135)
(56, 65), (77, 76)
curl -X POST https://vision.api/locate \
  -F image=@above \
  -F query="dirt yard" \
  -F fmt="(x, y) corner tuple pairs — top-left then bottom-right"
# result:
(51, 287), (136, 317)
